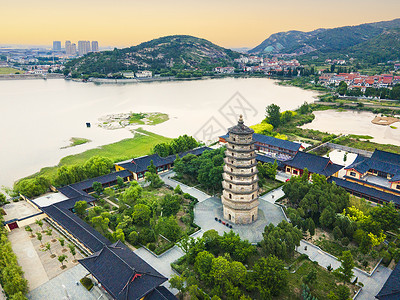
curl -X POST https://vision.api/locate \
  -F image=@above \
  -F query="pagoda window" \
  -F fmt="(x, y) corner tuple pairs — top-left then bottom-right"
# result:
(229, 193), (232, 199)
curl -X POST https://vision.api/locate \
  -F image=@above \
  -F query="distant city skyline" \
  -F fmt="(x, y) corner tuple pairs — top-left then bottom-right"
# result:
(1, 0), (400, 48)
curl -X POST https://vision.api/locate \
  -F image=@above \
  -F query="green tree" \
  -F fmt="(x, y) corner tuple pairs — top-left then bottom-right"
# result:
(36, 232), (43, 246)
(252, 256), (288, 297)
(156, 216), (182, 242)
(45, 228), (53, 238)
(303, 269), (317, 285)
(261, 221), (302, 259)
(91, 215), (109, 234)
(74, 200), (88, 216)
(92, 181), (103, 195)
(336, 251), (354, 283)
(169, 274), (186, 299)
(132, 204), (151, 225)
(0, 192), (6, 205)
(210, 256), (230, 286)
(370, 202), (400, 232)
(68, 244), (76, 260)
(194, 251), (214, 282)
(43, 242), (53, 256)
(58, 254), (68, 268)
(84, 156), (113, 178)
(266, 104), (281, 128)
(116, 176), (125, 188)
(337, 81), (348, 96)
(123, 182), (143, 204)
(58, 237), (65, 248)
(35, 219), (44, 232)
(228, 261), (247, 284)
(306, 218), (315, 236)
(174, 185), (183, 194)
(145, 171), (164, 188)
(24, 225), (33, 237)
(161, 194), (181, 217)
(112, 228), (125, 242)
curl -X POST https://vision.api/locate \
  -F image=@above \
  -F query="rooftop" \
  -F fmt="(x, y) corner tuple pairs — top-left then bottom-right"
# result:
(227, 115), (254, 135)
(376, 262), (400, 299)
(284, 151), (343, 177)
(32, 192), (69, 208)
(79, 241), (168, 300)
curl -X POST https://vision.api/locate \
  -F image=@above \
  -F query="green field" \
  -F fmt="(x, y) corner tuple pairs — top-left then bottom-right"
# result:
(22, 128), (172, 181)
(0, 67), (23, 75)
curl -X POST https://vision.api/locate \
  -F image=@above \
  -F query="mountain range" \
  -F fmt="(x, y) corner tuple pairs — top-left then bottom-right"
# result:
(249, 18), (400, 63)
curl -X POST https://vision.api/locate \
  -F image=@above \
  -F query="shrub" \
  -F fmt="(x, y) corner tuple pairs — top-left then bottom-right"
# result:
(80, 277), (93, 291)
(341, 237), (350, 246)
(147, 243), (156, 251)
(104, 204), (111, 210)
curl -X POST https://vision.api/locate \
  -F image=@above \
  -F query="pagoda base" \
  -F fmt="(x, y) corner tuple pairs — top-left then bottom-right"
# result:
(223, 205), (258, 224)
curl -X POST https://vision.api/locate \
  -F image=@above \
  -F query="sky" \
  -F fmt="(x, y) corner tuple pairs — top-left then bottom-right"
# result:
(1, 0), (400, 49)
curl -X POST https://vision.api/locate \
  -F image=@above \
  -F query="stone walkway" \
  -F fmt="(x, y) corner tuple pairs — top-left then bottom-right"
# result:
(160, 171), (211, 202)
(259, 186), (285, 204)
(297, 240), (392, 299)
(0, 284), (6, 300)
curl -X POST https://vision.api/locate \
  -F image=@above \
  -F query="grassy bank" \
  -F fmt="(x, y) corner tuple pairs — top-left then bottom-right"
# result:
(129, 112), (169, 125)
(334, 136), (400, 154)
(22, 128), (172, 181)
(0, 67), (23, 74)
(61, 137), (91, 148)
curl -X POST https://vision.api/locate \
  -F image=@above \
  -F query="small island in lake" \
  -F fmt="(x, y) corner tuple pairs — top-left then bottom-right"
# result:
(98, 112), (169, 130)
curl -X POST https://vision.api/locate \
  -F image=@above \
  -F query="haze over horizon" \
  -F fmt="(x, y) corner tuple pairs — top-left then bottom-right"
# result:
(1, 0), (400, 49)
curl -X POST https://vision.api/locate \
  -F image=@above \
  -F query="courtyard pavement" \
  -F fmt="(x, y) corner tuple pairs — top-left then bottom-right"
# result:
(194, 197), (286, 243)
(297, 240), (392, 300)
(27, 264), (110, 300)
(7, 228), (49, 291)
(259, 186), (285, 204)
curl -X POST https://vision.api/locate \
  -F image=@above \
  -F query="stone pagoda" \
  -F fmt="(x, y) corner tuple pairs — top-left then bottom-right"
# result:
(222, 115), (259, 224)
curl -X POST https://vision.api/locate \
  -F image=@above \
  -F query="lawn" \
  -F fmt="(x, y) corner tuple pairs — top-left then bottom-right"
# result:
(0, 67), (23, 74)
(20, 128), (172, 181)
(282, 259), (358, 300)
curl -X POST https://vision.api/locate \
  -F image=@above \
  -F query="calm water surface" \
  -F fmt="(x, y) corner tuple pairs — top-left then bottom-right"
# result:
(0, 78), (318, 187)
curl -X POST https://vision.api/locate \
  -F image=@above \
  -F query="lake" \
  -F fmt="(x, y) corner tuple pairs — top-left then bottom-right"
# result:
(301, 110), (400, 146)
(0, 77), (318, 188)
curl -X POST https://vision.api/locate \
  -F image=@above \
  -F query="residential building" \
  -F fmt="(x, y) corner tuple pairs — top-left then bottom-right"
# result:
(221, 115), (259, 224)
(53, 41), (61, 51)
(71, 43), (77, 55)
(78, 40), (91, 56)
(86, 40), (91, 53)
(135, 70), (152, 78)
(65, 40), (72, 55)
(91, 41), (99, 52)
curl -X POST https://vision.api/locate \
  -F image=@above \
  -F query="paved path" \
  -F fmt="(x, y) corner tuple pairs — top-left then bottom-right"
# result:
(0, 284), (6, 300)
(259, 186), (285, 204)
(8, 228), (49, 291)
(27, 265), (110, 300)
(276, 171), (291, 182)
(297, 240), (392, 299)
(134, 230), (204, 294)
(160, 171), (211, 202)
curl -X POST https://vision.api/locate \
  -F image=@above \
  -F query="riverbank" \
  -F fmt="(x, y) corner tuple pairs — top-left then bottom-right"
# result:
(0, 73), (64, 80)
(18, 128), (172, 183)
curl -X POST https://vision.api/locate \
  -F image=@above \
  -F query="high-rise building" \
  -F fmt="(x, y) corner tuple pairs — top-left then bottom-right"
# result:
(71, 43), (77, 55)
(222, 115), (259, 224)
(78, 41), (86, 56)
(53, 41), (61, 51)
(85, 41), (91, 53)
(91, 41), (99, 52)
(65, 40), (72, 55)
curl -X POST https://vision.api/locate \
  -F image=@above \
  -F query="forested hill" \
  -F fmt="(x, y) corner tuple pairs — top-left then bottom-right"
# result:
(249, 18), (400, 63)
(64, 35), (241, 77)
